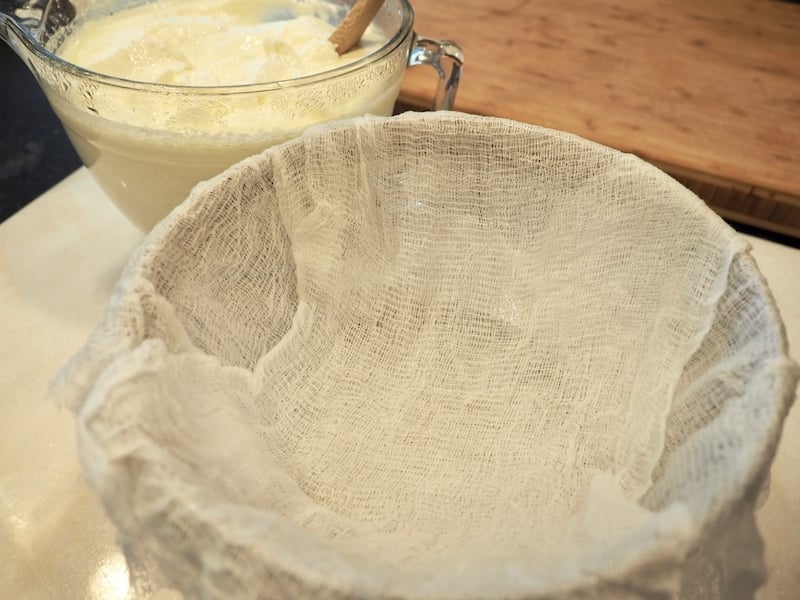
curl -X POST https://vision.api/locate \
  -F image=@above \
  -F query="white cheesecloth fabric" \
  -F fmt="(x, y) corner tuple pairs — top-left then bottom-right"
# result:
(54, 112), (798, 600)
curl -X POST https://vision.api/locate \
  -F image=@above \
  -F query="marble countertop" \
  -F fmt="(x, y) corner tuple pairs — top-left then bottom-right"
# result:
(1, 169), (798, 599)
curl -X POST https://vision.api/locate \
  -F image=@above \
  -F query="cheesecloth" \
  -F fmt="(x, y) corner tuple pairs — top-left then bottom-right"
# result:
(55, 111), (799, 600)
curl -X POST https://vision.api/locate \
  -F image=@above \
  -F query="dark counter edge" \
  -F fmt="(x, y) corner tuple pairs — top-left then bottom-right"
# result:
(1, 46), (796, 249)
(1, 42), (82, 223)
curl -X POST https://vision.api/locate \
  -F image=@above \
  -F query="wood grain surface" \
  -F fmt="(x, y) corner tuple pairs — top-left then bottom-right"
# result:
(398, 0), (800, 238)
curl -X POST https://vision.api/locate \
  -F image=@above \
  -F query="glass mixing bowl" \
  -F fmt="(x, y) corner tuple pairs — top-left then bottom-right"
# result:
(1, 0), (463, 230)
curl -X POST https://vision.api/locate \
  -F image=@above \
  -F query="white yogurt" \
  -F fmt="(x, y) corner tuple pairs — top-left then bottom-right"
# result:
(46, 0), (403, 230)
(57, 0), (383, 86)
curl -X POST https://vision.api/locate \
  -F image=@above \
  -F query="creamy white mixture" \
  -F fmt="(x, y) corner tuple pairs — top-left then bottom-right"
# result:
(57, 0), (384, 85)
(46, 0), (403, 230)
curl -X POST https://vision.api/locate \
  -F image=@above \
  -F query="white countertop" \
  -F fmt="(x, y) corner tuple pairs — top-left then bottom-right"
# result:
(1, 169), (798, 599)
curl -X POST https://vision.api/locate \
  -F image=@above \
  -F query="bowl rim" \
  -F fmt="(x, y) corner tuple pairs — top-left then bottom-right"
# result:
(9, 0), (415, 95)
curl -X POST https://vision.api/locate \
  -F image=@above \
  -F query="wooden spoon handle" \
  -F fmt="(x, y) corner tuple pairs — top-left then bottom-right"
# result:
(329, 0), (386, 55)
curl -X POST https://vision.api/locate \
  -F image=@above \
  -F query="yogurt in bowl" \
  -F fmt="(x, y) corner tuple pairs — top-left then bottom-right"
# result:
(56, 0), (385, 87)
(2, 0), (461, 230)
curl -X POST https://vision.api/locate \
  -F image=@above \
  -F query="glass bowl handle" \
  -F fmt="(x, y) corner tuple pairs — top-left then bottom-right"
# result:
(0, 0), (75, 43)
(407, 34), (463, 111)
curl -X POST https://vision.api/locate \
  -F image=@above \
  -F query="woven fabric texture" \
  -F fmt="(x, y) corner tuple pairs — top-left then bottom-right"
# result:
(55, 112), (798, 599)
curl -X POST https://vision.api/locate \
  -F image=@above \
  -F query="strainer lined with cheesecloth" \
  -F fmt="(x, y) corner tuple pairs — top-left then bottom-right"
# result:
(55, 112), (798, 599)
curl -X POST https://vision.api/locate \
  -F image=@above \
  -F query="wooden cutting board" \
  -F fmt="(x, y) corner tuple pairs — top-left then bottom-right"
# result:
(398, 0), (800, 240)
